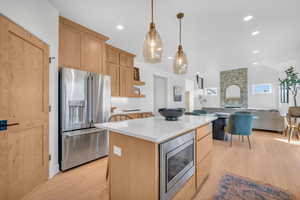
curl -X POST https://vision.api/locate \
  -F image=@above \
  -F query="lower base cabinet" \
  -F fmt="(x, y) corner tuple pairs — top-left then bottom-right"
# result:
(196, 152), (213, 189)
(195, 124), (213, 191)
(173, 175), (196, 200)
(173, 124), (213, 199)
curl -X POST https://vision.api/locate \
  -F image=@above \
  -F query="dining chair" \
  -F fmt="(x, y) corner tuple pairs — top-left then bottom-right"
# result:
(286, 107), (300, 142)
(106, 114), (133, 181)
(226, 113), (254, 149)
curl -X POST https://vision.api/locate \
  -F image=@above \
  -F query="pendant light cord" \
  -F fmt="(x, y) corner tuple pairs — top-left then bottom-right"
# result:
(179, 18), (182, 45)
(151, 0), (154, 23)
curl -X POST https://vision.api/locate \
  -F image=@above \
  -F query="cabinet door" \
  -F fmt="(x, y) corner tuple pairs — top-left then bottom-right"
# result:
(120, 53), (133, 67)
(107, 46), (120, 64)
(59, 22), (81, 69)
(81, 33), (105, 74)
(120, 67), (133, 97)
(126, 67), (134, 96)
(107, 63), (120, 96)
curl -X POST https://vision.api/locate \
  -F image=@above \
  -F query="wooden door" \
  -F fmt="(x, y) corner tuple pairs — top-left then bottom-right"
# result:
(59, 22), (81, 69)
(81, 32), (106, 74)
(107, 63), (120, 96)
(0, 16), (49, 200)
(120, 67), (133, 97)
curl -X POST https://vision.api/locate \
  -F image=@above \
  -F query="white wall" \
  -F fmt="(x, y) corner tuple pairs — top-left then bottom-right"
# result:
(0, 0), (60, 178)
(248, 66), (279, 109)
(194, 65), (291, 110)
(111, 61), (187, 113)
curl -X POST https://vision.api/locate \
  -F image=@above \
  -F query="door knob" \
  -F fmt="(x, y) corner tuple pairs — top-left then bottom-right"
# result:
(0, 120), (20, 131)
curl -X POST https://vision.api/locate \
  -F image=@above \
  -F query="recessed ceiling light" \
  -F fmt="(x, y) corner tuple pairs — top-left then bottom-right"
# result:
(167, 56), (173, 59)
(253, 62), (259, 65)
(251, 31), (260, 36)
(116, 25), (124, 30)
(252, 50), (260, 54)
(244, 15), (253, 22)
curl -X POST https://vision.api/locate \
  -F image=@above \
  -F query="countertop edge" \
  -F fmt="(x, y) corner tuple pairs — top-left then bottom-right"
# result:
(96, 117), (217, 143)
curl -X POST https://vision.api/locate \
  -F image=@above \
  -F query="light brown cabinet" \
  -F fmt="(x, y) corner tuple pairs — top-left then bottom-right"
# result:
(59, 22), (81, 69)
(59, 17), (141, 97)
(81, 33), (106, 74)
(106, 45), (136, 97)
(107, 63), (120, 96)
(106, 46), (120, 64)
(195, 123), (213, 189)
(120, 52), (134, 67)
(59, 16), (109, 74)
(120, 66), (133, 97)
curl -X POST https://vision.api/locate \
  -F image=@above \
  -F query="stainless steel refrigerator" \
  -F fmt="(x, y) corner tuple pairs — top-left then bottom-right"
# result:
(59, 67), (111, 171)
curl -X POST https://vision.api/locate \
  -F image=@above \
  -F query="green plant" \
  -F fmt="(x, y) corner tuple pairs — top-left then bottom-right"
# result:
(279, 66), (300, 106)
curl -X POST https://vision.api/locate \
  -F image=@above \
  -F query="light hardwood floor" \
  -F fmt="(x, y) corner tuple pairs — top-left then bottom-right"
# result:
(23, 131), (300, 200)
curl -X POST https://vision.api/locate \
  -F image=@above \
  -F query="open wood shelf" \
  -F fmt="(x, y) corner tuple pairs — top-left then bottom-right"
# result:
(133, 80), (145, 86)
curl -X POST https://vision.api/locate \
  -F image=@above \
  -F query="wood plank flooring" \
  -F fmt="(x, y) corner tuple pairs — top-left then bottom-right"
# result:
(23, 131), (300, 200)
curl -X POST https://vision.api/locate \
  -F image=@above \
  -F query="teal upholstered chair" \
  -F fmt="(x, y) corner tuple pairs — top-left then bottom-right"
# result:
(226, 113), (254, 149)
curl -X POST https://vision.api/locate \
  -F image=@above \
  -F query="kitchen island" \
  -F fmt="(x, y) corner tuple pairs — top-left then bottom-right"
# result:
(96, 115), (216, 200)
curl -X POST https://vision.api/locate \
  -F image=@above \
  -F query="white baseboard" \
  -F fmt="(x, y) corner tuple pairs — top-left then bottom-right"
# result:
(49, 163), (60, 179)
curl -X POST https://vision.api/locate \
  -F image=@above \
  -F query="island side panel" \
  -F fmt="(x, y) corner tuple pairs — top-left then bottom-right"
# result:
(109, 131), (159, 200)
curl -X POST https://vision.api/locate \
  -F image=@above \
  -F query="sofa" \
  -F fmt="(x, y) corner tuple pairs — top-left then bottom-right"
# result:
(202, 107), (284, 132)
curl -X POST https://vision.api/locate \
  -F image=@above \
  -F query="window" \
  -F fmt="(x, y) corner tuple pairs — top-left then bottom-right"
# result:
(252, 84), (272, 94)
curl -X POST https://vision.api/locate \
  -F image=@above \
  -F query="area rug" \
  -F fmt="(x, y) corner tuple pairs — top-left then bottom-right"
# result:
(214, 173), (295, 200)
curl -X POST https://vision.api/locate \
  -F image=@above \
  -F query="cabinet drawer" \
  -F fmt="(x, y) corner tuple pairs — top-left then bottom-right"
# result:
(196, 133), (213, 163)
(196, 123), (212, 140)
(196, 152), (212, 189)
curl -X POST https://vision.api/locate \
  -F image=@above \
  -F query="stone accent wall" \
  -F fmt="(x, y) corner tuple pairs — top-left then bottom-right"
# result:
(220, 68), (248, 108)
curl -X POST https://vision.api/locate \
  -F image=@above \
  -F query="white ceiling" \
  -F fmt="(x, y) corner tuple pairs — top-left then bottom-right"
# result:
(49, 0), (300, 75)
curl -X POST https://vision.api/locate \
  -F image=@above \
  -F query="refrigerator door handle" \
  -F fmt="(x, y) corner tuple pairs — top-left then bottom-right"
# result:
(87, 74), (93, 125)
(90, 74), (94, 123)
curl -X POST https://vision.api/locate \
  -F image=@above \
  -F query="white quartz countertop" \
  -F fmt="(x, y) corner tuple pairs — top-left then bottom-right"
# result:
(95, 115), (217, 143)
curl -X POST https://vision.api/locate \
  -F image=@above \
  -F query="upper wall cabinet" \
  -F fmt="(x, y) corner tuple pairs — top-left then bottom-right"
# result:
(107, 46), (120, 65)
(107, 62), (120, 96)
(106, 45), (135, 97)
(59, 16), (109, 74)
(59, 22), (81, 70)
(81, 33), (106, 74)
(120, 52), (134, 67)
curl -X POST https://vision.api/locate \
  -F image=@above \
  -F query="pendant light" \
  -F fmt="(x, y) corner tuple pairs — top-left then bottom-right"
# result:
(143, 0), (163, 63)
(173, 13), (188, 75)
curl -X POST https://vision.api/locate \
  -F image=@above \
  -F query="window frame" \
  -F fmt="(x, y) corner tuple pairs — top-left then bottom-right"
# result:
(252, 83), (273, 94)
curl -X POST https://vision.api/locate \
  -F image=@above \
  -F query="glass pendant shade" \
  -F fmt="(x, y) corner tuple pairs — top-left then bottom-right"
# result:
(173, 45), (188, 74)
(143, 22), (163, 63)
(173, 13), (188, 75)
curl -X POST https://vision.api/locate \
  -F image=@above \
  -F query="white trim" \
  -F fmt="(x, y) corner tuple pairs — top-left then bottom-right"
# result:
(49, 163), (60, 178)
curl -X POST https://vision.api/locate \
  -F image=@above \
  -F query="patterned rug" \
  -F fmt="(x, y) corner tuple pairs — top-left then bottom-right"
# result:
(214, 173), (295, 200)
